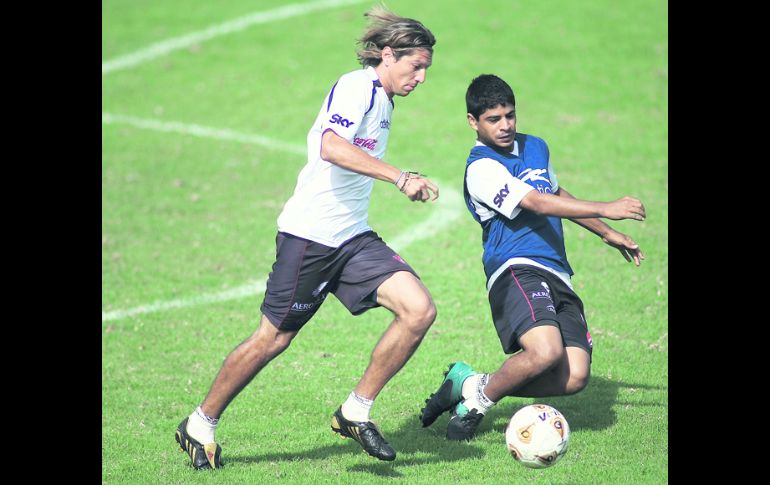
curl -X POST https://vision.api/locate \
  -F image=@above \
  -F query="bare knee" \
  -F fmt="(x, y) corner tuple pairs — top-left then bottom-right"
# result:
(377, 271), (436, 334)
(419, 300), (438, 328)
(564, 367), (590, 395)
(528, 339), (566, 371)
(241, 317), (297, 358)
(562, 347), (591, 395)
(399, 299), (436, 334)
(268, 330), (296, 353)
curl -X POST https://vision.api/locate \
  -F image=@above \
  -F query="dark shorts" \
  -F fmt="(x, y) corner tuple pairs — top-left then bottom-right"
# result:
(488, 264), (593, 356)
(260, 231), (418, 331)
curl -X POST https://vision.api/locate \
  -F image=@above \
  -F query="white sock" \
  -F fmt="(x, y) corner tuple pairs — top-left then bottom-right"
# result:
(341, 391), (374, 422)
(186, 406), (218, 444)
(461, 373), (484, 400)
(460, 373), (495, 415)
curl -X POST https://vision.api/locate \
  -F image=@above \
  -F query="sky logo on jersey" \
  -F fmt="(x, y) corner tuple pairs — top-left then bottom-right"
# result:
(354, 137), (378, 150)
(493, 183), (510, 208)
(329, 113), (355, 128)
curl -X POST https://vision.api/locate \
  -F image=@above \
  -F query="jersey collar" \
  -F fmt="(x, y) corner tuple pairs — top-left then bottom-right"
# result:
(475, 139), (519, 156)
(365, 66), (381, 86)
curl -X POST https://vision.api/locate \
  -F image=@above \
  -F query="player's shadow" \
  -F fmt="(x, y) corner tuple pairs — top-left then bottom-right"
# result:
(226, 413), (485, 477)
(483, 376), (666, 436)
(226, 377), (664, 476)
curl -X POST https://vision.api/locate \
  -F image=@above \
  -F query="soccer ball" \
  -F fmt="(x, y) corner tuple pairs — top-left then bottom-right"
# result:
(505, 404), (570, 469)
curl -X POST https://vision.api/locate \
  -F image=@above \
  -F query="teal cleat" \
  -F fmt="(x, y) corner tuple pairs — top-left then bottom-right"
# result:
(419, 361), (477, 427)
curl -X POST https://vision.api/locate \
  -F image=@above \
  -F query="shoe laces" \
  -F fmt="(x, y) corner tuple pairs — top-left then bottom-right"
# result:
(461, 409), (484, 426)
(360, 421), (384, 438)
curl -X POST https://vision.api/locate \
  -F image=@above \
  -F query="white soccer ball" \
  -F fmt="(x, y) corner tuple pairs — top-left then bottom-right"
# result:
(505, 404), (570, 469)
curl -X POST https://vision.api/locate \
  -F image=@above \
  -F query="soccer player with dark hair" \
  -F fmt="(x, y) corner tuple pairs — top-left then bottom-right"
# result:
(419, 74), (646, 441)
(175, 5), (438, 468)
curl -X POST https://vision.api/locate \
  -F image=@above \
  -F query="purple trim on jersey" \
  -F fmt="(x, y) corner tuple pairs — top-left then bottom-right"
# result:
(370, 76), (392, 107)
(509, 266), (536, 322)
(365, 80), (378, 115)
(326, 81), (338, 112)
(320, 127), (341, 159)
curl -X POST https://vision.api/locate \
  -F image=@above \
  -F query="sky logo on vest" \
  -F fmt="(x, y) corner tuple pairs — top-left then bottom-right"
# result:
(493, 184), (509, 208)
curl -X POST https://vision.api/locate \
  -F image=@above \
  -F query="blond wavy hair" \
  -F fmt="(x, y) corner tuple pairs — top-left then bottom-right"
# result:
(356, 4), (436, 67)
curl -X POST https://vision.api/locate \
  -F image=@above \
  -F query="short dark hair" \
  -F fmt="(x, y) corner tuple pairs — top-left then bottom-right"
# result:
(466, 74), (515, 119)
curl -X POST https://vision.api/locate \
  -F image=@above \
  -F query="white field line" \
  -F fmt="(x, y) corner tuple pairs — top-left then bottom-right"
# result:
(102, 117), (464, 323)
(102, 0), (368, 75)
(102, 282), (267, 323)
(102, 112), (306, 155)
(102, 187), (463, 322)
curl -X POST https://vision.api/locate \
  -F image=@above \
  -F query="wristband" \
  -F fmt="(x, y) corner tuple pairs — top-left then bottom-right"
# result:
(397, 171), (428, 193)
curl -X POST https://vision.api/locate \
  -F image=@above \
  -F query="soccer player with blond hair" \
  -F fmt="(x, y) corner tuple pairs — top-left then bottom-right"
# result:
(175, 5), (439, 468)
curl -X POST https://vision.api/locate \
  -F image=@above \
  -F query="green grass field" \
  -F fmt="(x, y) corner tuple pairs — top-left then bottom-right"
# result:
(102, 0), (668, 482)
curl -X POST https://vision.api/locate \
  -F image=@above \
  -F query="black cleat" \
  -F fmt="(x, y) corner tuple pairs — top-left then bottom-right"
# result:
(446, 405), (485, 441)
(419, 361), (477, 427)
(175, 417), (224, 470)
(331, 407), (396, 461)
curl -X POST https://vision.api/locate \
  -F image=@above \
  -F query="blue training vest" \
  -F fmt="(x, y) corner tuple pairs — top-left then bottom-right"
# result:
(463, 133), (574, 281)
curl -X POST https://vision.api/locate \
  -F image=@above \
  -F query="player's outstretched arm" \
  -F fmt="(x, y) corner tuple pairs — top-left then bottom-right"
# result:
(320, 130), (438, 202)
(519, 187), (645, 221)
(557, 187), (645, 266)
(599, 229), (645, 266)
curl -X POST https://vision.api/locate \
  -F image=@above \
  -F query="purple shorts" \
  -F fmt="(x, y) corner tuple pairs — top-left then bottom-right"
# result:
(488, 264), (593, 356)
(260, 231), (418, 331)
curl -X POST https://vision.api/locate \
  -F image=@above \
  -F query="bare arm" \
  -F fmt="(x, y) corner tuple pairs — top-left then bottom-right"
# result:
(518, 187), (645, 221)
(557, 187), (620, 237)
(556, 187), (646, 266)
(320, 129), (438, 202)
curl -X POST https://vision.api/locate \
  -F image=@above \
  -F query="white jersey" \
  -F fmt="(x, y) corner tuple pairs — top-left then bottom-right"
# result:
(277, 66), (393, 247)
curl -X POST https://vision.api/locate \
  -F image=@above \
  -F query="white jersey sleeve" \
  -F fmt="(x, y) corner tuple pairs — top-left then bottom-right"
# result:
(319, 73), (372, 143)
(466, 158), (534, 221)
